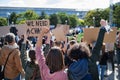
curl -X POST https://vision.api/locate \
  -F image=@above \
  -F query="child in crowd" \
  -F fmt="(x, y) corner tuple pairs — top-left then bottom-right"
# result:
(20, 35), (41, 80)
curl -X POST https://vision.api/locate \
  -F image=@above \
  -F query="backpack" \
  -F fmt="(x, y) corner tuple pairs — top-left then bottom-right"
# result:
(25, 61), (41, 80)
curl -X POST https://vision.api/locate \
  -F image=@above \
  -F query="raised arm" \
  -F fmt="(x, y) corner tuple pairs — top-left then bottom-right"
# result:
(91, 19), (107, 62)
(35, 27), (49, 64)
(88, 19), (108, 80)
(36, 27), (49, 47)
(20, 35), (28, 70)
(35, 27), (51, 80)
(43, 31), (51, 57)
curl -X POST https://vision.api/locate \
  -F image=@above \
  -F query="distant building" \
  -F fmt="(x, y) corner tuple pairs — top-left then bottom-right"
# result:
(0, 6), (88, 19)
(115, 2), (120, 5)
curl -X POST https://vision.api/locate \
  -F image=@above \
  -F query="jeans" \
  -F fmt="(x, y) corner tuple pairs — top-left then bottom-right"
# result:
(108, 51), (114, 71)
(100, 65), (107, 80)
(97, 64), (101, 79)
(4, 74), (21, 80)
(117, 50), (120, 65)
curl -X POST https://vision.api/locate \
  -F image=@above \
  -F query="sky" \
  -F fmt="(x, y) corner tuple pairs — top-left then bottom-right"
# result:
(0, 0), (120, 10)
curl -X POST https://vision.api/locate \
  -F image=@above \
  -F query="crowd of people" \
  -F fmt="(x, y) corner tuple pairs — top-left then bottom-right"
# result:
(0, 19), (120, 80)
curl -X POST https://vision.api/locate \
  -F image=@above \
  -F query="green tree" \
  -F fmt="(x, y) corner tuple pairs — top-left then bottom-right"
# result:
(113, 4), (120, 27)
(9, 12), (18, 24)
(92, 9), (103, 27)
(100, 8), (109, 20)
(24, 10), (39, 20)
(17, 19), (26, 24)
(16, 13), (25, 24)
(78, 19), (85, 26)
(84, 10), (95, 26)
(17, 10), (39, 24)
(69, 15), (78, 28)
(57, 13), (70, 25)
(84, 9), (109, 27)
(39, 11), (49, 19)
(0, 17), (7, 26)
(49, 14), (61, 27)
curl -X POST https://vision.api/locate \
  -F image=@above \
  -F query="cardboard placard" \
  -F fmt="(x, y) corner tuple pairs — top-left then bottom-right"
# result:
(52, 24), (69, 41)
(84, 27), (117, 44)
(0, 24), (26, 37)
(56, 24), (69, 34)
(26, 20), (50, 37)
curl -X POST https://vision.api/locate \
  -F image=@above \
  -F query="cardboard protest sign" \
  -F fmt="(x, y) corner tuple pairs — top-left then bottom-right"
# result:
(84, 27), (117, 44)
(0, 24), (26, 37)
(26, 20), (50, 37)
(63, 25), (69, 35)
(52, 24), (69, 41)
(56, 24), (69, 35)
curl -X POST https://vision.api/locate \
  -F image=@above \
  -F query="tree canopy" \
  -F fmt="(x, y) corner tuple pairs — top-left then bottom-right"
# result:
(0, 17), (7, 26)
(0, 3), (120, 28)
(84, 9), (109, 27)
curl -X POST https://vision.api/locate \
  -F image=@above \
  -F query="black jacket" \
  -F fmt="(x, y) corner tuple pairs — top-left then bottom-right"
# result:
(89, 27), (106, 80)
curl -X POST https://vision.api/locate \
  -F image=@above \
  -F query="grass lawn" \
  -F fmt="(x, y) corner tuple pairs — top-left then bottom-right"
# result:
(68, 33), (84, 43)
(77, 33), (84, 43)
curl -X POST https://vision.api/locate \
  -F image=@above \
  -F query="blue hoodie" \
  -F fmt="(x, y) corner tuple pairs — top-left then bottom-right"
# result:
(68, 58), (88, 80)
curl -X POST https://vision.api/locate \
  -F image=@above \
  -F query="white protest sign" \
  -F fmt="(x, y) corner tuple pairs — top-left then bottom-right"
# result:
(0, 24), (26, 37)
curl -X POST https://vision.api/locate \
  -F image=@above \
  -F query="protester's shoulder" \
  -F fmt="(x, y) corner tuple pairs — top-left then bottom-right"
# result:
(2, 44), (19, 50)
(14, 48), (20, 52)
(26, 62), (40, 69)
(12, 48), (21, 56)
(2, 45), (9, 49)
(0, 45), (10, 52)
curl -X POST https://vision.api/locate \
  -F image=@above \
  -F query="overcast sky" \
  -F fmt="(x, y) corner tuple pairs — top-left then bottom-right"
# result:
(0, 0), (120, 10)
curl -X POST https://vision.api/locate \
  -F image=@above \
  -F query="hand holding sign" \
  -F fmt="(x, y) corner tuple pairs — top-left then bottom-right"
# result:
(36, 26), (49, 47)
(26, 20), (50, 37)
(41, 27), (50, 35)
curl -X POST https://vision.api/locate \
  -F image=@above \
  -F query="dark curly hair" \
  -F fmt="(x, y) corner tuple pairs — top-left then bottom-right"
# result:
(68, 42), (91, 61)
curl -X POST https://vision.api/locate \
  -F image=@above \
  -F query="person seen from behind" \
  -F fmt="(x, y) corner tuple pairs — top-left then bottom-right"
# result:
(99, 43), (108, 80)
(35, 27), (68, 80)
(68, 42), (92, 80)
(20, 35), (41, 80)
(115, 32), (120, 67)
(67, 19), (109, 80)
(0, 33), (25, 80)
